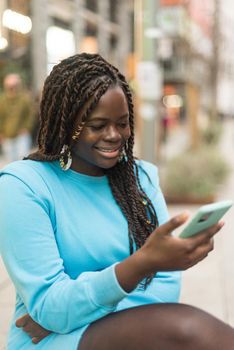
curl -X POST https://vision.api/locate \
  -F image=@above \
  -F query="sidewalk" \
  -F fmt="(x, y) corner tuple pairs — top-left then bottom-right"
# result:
(0, 157), (14, 349)
(0, 119), (234, 349)
(0, 262), (14, 349)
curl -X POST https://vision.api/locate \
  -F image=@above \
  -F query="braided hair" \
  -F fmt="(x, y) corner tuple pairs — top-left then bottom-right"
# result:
(27, 53), (159, 287)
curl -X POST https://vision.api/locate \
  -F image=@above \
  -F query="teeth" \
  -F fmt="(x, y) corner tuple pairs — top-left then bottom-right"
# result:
(97, 147), (119, 152)
(98, 148), (118, 153)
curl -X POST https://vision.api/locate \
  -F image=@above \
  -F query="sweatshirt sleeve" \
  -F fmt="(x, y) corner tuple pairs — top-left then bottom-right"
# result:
(0, 173), (128, 334)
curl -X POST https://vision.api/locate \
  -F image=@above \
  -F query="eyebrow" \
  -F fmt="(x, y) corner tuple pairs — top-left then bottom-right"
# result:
(88, 113), (129, 122)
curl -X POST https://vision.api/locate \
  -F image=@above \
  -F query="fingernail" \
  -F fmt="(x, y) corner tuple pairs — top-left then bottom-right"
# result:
(176, 211), (190, 223)
(219, 220), (225, 228)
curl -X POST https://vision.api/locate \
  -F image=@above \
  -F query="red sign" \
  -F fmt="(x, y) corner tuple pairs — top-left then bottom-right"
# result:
(160, 0), (186, 6)
(188, 0), (214, 36)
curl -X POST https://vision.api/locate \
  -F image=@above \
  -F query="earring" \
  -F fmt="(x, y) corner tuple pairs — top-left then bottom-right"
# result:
(59, 145), (72, 171)
(118, 148), (126, 163)
(72, 122), (85, 141)
(72, 130), (80, 141)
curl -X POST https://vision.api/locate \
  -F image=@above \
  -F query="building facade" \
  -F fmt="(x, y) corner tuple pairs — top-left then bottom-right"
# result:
(157, 0), (215, 147)
(0, 0), (134, 93)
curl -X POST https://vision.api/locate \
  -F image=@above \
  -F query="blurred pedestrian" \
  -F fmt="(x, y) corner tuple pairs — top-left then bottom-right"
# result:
(159, 97), (170, 144)
(0, 73), (34, 162)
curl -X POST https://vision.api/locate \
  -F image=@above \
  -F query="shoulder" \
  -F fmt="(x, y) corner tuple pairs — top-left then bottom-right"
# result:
(15, 92), (31, 106)
(0, 161), (57, 225)
(1, 159), (51, 177)
(0, 94), (6, 105)
(0, 160), (54, 198)
(135, 159), (159, 189)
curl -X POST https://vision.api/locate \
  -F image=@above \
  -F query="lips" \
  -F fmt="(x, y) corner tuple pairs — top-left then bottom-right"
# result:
(94, 145), (122, 158)
(96, 147), (120, 152)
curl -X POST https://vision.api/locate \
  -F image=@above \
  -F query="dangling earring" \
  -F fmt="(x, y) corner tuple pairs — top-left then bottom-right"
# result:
(59, 145), (72, 171)
(118, 148), (126, 163)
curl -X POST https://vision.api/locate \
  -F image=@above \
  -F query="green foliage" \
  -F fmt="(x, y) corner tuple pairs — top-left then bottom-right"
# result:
(161, 146), (230, 200)
(200, 121), (223, 146)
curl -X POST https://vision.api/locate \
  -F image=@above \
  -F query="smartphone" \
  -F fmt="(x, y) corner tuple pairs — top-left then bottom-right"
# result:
(179, 200), (233, 238)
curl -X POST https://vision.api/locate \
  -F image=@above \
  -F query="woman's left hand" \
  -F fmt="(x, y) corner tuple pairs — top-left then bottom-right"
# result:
(16, 313), (51, 344)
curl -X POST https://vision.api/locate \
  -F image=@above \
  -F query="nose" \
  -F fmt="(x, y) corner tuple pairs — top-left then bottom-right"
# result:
(104, 125), (122, 142)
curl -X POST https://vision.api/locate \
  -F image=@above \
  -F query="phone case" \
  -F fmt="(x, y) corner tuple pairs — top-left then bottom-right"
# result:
(180, 200), (233, 238)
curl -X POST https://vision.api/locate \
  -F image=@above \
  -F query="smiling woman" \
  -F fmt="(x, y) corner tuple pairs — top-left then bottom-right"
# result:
(71, 87), (131, 176)
(0, 53), (234, 350)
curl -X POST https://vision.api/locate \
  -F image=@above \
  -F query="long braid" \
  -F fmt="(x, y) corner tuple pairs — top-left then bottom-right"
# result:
(26, 53), (158, 287)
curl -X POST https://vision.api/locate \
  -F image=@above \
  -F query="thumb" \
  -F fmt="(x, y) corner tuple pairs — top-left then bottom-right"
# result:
(156, 211), (190, 236)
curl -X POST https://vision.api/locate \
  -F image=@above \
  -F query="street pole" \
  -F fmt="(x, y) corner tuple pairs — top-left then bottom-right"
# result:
(31, 0), (49, 94)
(135, 0), (162, 164)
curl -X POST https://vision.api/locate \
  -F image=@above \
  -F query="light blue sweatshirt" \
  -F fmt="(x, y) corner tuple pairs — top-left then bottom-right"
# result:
(0, 160), (181, 349)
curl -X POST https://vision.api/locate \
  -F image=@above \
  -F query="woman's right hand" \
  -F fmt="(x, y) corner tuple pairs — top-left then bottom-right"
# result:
(115, 212), (224, 292)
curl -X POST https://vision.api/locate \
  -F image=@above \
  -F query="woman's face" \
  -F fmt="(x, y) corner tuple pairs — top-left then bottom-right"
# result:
(71, 86), (131, 176)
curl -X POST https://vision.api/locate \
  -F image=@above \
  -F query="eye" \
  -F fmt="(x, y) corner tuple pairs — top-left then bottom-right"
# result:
(119, 121), (130, 128)
(88, 125), (105, 131)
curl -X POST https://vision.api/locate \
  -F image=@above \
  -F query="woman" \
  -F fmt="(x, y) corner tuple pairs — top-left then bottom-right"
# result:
(0, 53), (233, 350)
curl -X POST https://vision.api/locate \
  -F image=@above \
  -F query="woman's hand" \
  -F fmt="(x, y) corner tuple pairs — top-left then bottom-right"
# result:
(16, 313), (51, 344)
(115, 212), (224, 293)
(139, 212), (224, 274)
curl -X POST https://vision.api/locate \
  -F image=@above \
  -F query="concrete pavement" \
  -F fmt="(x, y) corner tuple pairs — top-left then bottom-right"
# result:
(0, 119), (234, 349)
(0, 263), (14, 350)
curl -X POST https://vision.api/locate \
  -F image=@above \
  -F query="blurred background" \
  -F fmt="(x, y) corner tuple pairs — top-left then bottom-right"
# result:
(0, 0), (233, 181)
(0, 0), (233, 164)
(0, 0), (234, 348)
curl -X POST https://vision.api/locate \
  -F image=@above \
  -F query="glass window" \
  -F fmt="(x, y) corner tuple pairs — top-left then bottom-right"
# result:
(110, 0), (119, 23)
(86, 0), (97, 12)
